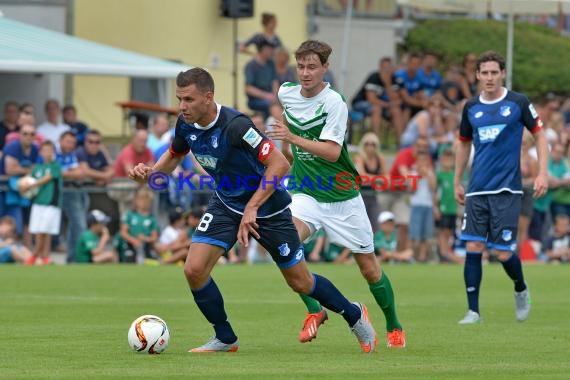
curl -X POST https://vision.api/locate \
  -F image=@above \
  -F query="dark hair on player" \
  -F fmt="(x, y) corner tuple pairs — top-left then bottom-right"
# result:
(176, 68), (215, 93)
(476, 51), (506, 71)
(294, 40), (332, 66)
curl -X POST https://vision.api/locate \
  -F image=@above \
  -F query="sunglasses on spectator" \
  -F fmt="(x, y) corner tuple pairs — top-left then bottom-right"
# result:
(87, 139), (101, 144)
(21, 132), (36, 136)
(364, 142), (376, 147)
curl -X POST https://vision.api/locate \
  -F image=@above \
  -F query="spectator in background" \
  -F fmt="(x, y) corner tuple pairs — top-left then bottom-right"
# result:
(76, 129), (119, 235)
(274, 47), (296, 85)
(543, 214), (570, 263)
(400, 98), (444, 153)
(0, 101), (19, 153)
(353, 132), (386, 231)
(460, 52), (479, 98)
(0, 124), (38, 245)
(440, 65), (468, 112)
(62, 104), (89, 146)
(374, 211), (413, 263)
(351, 57), (404, 138)
(409, 151), (436, 263)
(131, 112), (149, 131)
(0, 216), (32, 264)
(57, 131), (87, 263)
(154, 134), (194, 211)
(528, 141), (566, 245)
(418, 51), (442, 99)
(245, 40), (278, 119)
(77, 130), (114, 186)
(26, 141), (62, 265)
(518, 133), (538, 250)
(37, 99), (69, 149)
(75, 209), (118, 264)
(239, 12), (282, 55)
(385, 136), (431, 252)
(435, 148), (463, 264)
(114, 129), (154, 177)
(395, 52), (426, 123)
(147, 114), (170, 153)
(155, 209), (189, 264)
(117, 189), (159, 264)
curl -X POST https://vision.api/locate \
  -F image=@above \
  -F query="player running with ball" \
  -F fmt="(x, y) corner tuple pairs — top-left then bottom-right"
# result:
(130, 67), (377, 353)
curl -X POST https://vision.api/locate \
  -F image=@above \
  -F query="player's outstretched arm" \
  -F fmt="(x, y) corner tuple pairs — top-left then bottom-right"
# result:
(237, 148), (290, 247)
(267, 119), (341, 162)
(128, 151), (183, 184)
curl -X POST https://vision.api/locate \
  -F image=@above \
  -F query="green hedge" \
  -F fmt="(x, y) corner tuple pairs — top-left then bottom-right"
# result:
(403, 19), (570, 99)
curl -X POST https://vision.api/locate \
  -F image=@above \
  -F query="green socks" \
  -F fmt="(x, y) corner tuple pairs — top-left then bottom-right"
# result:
(299, 293), (322, 313)
(369, 270), (403, 331)
(299, 270), (403, 332)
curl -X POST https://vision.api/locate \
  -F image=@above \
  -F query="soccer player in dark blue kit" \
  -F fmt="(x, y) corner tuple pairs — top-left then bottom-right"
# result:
(454, 51), (549, 324)
(129, 68), (377, 353)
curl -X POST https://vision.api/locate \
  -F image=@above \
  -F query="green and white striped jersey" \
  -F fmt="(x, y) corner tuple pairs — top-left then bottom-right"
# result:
(278, 82), (359, 203)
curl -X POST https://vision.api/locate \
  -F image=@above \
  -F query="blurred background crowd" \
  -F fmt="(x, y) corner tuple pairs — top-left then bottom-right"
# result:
(0, 0), (568, 266)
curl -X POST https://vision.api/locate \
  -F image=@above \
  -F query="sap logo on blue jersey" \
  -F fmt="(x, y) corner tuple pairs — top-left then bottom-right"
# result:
(195, 155), (218, 169)
(478, 124), (506, 143)
(278, 243), (290, 257)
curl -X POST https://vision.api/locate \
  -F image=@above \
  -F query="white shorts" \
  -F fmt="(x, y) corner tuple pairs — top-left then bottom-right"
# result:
(290, 193), (374, 254)
(29, 204), (62, 235)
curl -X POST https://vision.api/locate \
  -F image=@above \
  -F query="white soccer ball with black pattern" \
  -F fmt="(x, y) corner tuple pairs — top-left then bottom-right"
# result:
(127, 315), (170, 354)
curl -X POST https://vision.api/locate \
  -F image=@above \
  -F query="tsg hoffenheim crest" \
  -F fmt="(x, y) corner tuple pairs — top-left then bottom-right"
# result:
(211, 135), (218, 148)
(278, 243), (290, 257)
(502, 229), (512, 241)
(500, 106), (511, 117)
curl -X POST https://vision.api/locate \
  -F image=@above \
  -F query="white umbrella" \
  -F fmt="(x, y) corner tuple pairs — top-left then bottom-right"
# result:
(397, 0), (570, 89)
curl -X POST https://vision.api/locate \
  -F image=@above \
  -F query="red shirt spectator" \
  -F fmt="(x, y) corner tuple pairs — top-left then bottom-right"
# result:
(114, 130), (154, 177)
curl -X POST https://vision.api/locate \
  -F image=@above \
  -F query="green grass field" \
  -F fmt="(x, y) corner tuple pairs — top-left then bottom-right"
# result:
(1, 263), (568, 379)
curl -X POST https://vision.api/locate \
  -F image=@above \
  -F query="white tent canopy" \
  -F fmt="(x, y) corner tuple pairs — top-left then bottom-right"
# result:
(396, 0), (570, 88)
(0, 16), (189, 78)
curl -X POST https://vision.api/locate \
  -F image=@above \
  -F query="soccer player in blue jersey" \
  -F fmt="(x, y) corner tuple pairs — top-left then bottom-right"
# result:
(129, 68), (377, 353)
(454, 51), (549, 324)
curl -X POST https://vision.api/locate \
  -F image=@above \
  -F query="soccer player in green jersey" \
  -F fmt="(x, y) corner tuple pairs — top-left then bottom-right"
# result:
(267, 40), (406, 348)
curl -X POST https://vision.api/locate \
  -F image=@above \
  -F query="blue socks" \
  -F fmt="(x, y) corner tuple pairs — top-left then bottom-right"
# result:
(501, 253), (527, 292)
(464, 252), (483, 314)
(308, 274), (360, 327)
(191, 277), (237, 344)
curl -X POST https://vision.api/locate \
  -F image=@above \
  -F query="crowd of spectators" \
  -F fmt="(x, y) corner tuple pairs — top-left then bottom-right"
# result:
(1, 12), (568, 266)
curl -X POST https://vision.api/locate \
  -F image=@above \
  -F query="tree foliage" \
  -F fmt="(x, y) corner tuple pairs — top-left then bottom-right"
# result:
(403, 19), (570, 99)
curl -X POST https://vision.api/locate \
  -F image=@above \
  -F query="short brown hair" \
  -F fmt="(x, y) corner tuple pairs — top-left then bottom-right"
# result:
(294, 40), (332, 65)
(261, 13), (276, 27)
(476, 51), (505, 71)
(176, 68), (215, 92)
